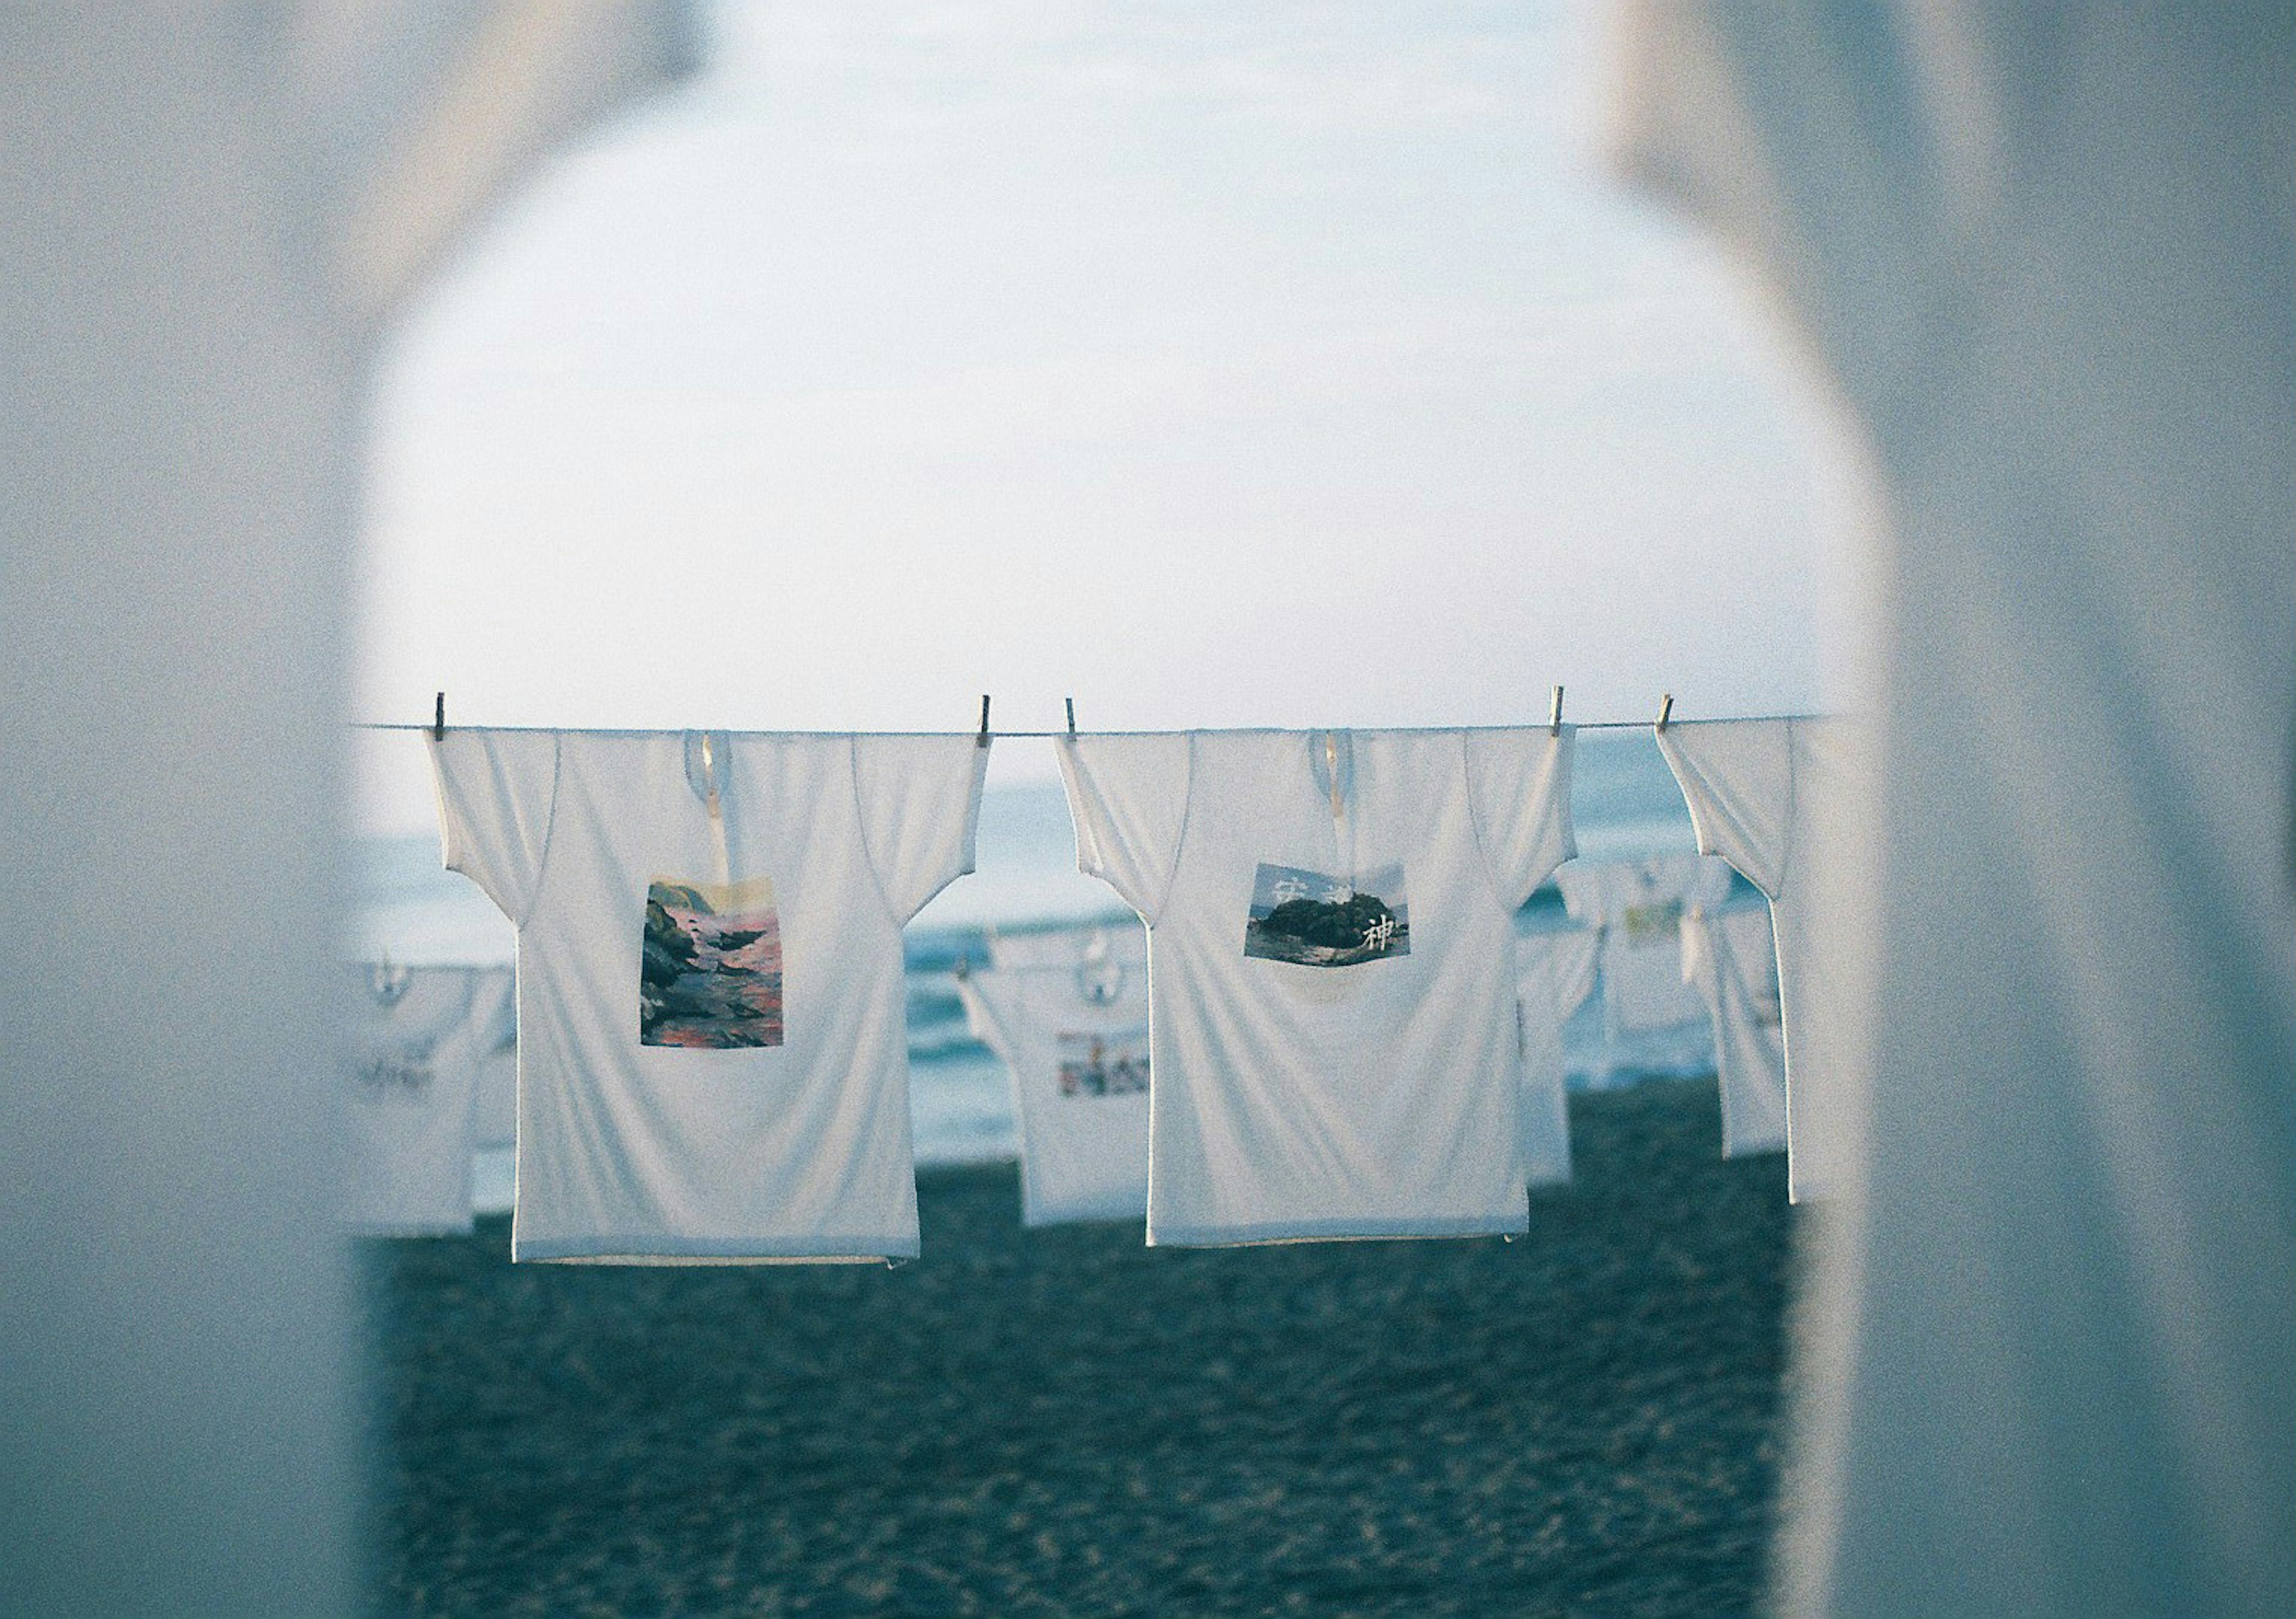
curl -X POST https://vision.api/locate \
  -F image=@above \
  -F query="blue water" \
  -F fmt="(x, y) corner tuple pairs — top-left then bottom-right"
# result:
(356, 731), (1737, 1174)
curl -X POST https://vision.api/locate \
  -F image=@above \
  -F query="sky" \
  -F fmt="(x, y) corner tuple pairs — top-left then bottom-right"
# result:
(355, 0), (1851, 832)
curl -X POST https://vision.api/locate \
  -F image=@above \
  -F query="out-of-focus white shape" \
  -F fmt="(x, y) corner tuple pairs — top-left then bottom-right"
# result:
(987, 921), (1150, 972)
(343, 964), (494, 1235)
(1680, 904), (1788, 1159)
(1657, 716), (1867, 1203)
(1556, 852), (1734, 1033)
(959, 961), (1152, 1227)
(1516, 928), (1603, 1186)
(0, 6), (688, 1609)
(1613, 4), (2296, 1612)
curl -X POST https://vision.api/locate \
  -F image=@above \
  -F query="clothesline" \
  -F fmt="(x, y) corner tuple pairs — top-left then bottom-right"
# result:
(350, 716), (1827, 737)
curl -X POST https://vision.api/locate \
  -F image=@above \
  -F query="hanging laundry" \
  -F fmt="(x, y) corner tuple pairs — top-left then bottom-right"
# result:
(1516, 928), (1602, 1187)
(465, 965), (518, 1154)
(1059, 727), (1574, 1245)
(1556, 853), (1735, 1034)
(958, 949), (1151, 1227)
(1657, 717), (1865, 1201)
(431, 728), (986, 1263)
(1680, 904), (1788, 1160)
(987, 920), (1148, 972)
(343, 963), (497, 1236)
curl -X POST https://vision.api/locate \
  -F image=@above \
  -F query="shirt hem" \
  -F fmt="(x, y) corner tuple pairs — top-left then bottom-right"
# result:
(1146, 1212), (1529, 1248)
(512, 1235), (921, 1264)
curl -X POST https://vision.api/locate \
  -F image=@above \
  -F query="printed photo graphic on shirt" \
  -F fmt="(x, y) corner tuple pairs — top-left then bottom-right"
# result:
(1057, 1030), (1149, 1098)
(1620, 899), (1684, 946)
(639, 875), (784, 1049)
(358, 1042), (435, 1102)
(1243, 861), (1411, 968)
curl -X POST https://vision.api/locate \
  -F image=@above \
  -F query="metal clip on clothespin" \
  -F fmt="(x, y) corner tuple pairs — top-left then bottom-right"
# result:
(1656, 693), (1674, 732)
(1065, 697), (1077, 736)
(1549, 685), (1564, 737)
(977, 694), (992, 749)
(432, 692), (446, 742)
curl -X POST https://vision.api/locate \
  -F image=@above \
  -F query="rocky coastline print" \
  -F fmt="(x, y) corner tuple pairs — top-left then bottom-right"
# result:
(1243, 861), (1410, 968)
(640, 875), (784, 1049)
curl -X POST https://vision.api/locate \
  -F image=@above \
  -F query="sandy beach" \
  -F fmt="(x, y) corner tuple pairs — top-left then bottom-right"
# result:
(367, 1077), (1794, 1617)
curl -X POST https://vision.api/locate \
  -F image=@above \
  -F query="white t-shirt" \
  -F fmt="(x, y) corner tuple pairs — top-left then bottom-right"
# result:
(1059, 728), (1576, 1245)
(1680, 904), (1787, 1160)
(343, 964), (494, 1236)
(1516, 928), (1602, 1187)
(986, 922), (1149, 972)
(1555, 854), (1734, 1033)
(1657, 717), (1864, 1202)
(1616, 10), (2296, 1613)
(465, 966), (519, 1153)
(958, 960), (1152, 1227)
(432, 728), (987, 1263)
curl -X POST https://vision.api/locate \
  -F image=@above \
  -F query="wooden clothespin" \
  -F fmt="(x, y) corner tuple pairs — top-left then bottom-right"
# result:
(976, 694), (992, 749)
(1656, 693), (1674, 732)
(1065, 697), (1077, 736)
(1548, 685), (1564, 737)
(432, 691), (446, 742)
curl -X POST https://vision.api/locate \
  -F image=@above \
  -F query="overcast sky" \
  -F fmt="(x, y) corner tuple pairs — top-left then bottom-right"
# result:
(355, 0), (1849, 831)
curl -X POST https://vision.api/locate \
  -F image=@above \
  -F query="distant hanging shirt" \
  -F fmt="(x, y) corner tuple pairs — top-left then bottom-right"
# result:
(1060, 728), (1575, 1245)
(1680, 904), (1788, 1160)
(431, 728), (986, 1263)
(1516, 928), (1602, 1187)
(958, 956), (1152, 1227)
(1555, 854), (1734, 1033)
(987, 921), (1149, 972)
(343, 964), (495, 1236)
(1657, 717), (1864, 1201)
(465, 966), (519, 1153)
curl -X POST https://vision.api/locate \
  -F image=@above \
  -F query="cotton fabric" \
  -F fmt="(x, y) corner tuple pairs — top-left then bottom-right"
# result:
(466, 966), (520, 1152)
(1516, 928), (1602, 1187)
(1556, 854), (1734, 1033)
(958, 960), (1152, 1226)
(1615, 6), (2296, 1611)
(1680, 905), (1788, 1160)
(433, 728), (985, 1263)
(344, 964), (498, 1235)
(1656, 717), (1861, 1202)
(0, 8), (688, 1608)
(1060, 728), (1574, 1245)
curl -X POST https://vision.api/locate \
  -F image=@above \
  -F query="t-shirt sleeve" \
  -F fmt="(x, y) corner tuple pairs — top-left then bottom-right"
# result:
(955, 974), (1018, 1064)
(1553, 863), (1610, 926)
(1656, 720), (1794, 899)
(429, 730), (563, 925)
(851, 734), (990, 924)
(1464, 727), (1578, 908)
(1056, 734), (1195, 924)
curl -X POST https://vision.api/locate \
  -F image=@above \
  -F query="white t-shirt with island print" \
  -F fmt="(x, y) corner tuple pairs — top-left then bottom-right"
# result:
(958, 951), (1152, 1228)
(344, 963), (496, 1236)
(432, 728), (986, 1263)
(1058, 728), (1576, 1246)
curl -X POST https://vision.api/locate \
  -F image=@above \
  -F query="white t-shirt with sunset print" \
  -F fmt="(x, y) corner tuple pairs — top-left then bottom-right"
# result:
(432, 728), (985, 1263)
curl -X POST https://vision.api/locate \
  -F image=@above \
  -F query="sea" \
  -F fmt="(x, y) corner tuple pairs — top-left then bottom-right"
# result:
(352, 731), (1746, 1211)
